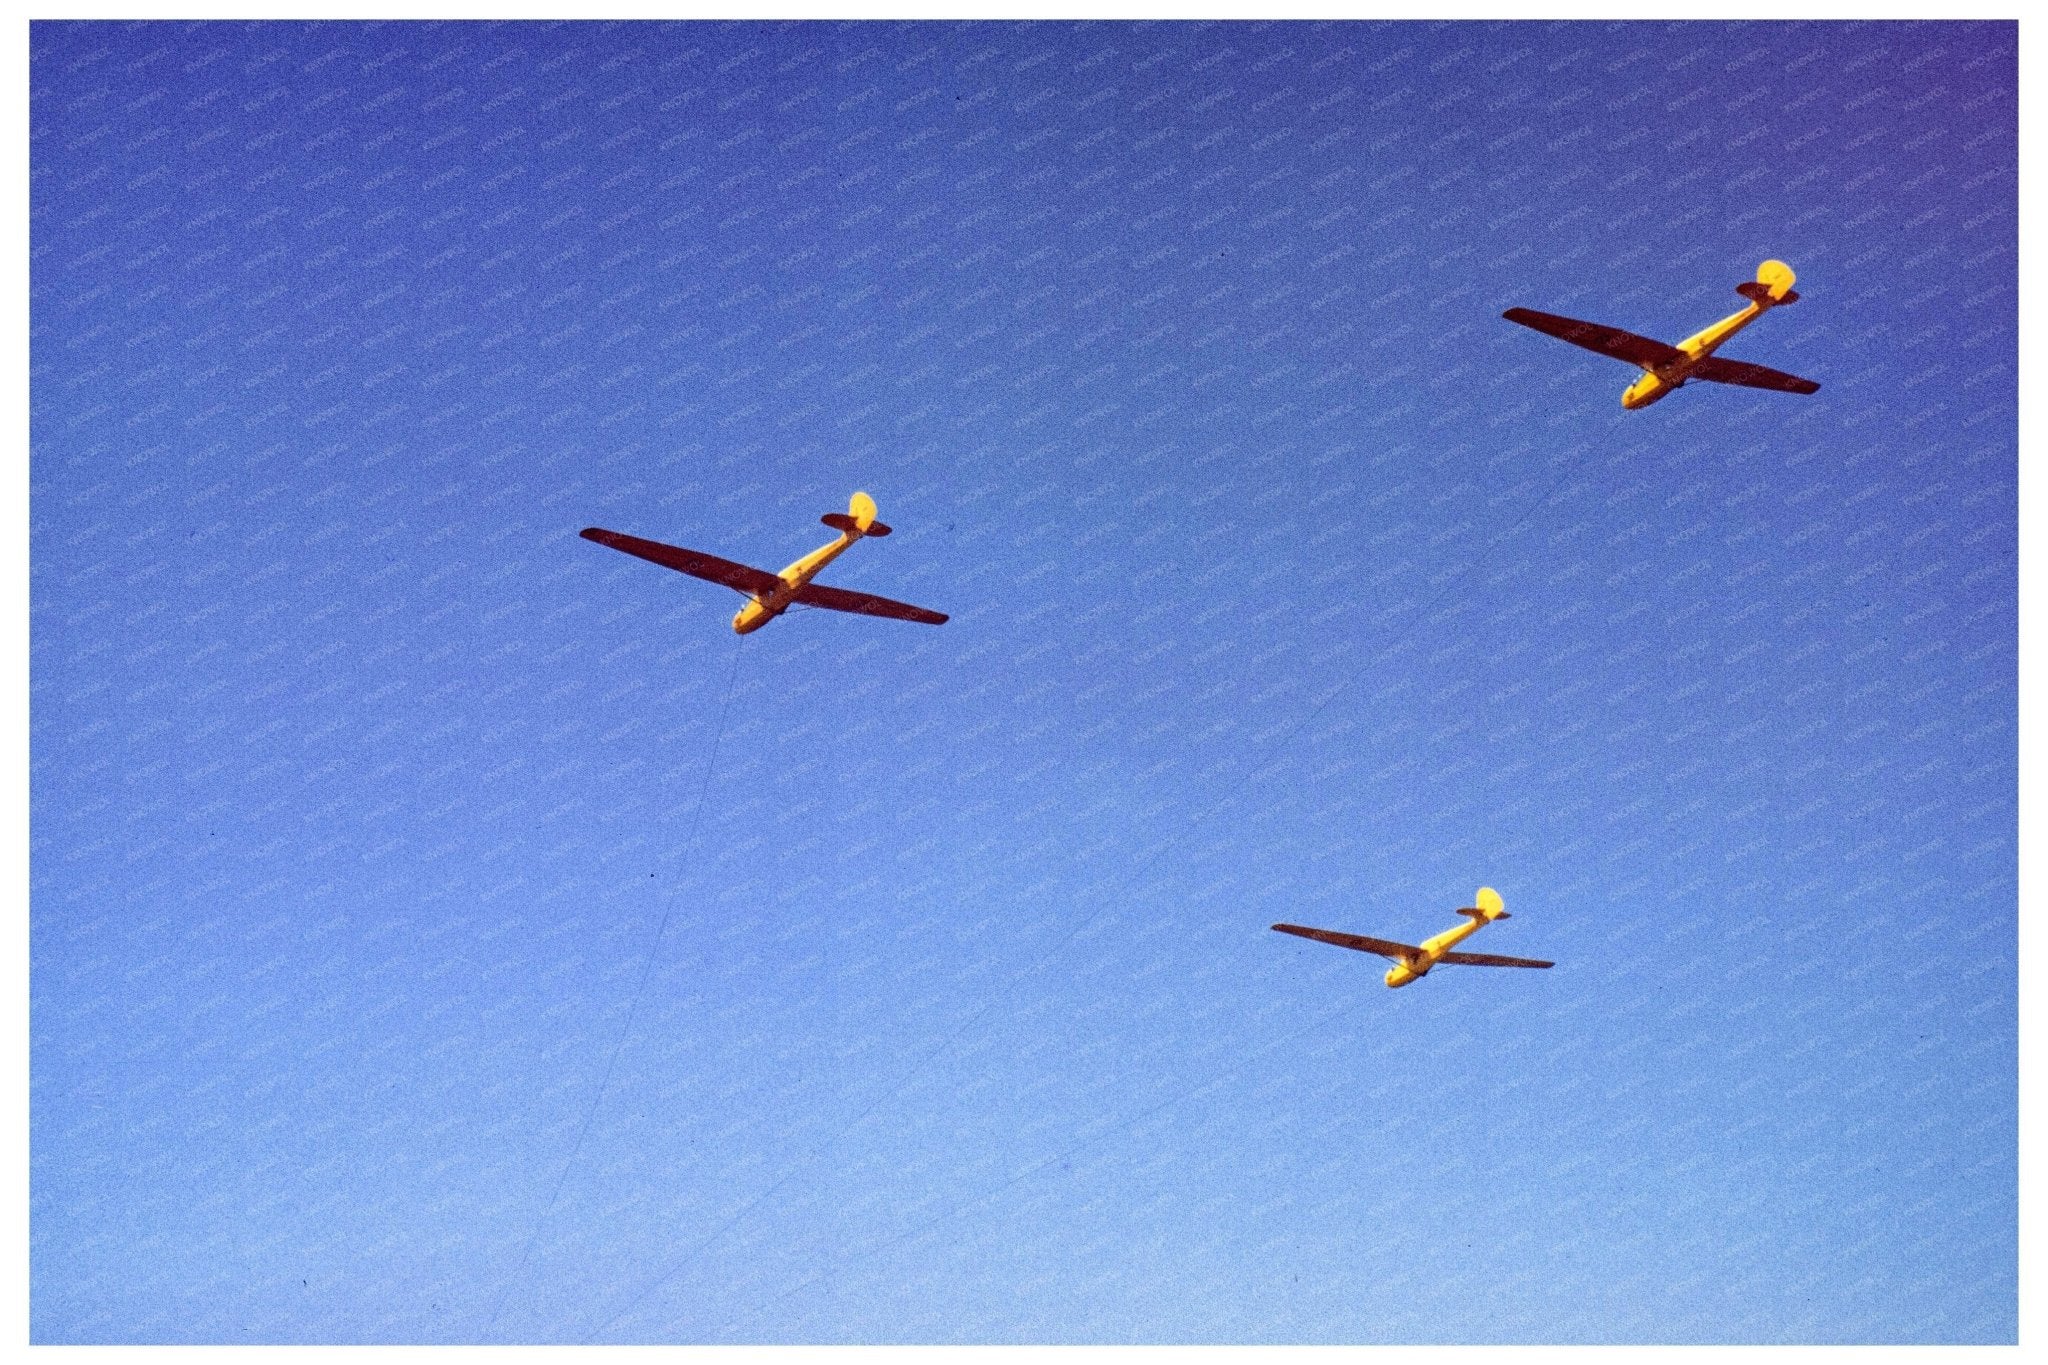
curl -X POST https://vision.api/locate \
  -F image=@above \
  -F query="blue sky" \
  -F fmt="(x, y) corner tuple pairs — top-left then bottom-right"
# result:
(30, 19), (2015, 1344)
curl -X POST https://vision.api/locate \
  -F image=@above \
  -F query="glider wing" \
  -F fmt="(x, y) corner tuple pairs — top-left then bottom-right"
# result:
(1502, 308), (1687, 369)
(580, 528), (783, 596)
(1271, 924), (1420, 961)
(793, 582), (949, 625)
(1436, 950), (1554, 969)
(1688, 355), (1820, 395)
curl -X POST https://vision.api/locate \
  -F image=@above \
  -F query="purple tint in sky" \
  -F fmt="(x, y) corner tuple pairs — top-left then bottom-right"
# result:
(31, 19), (2015, 1344)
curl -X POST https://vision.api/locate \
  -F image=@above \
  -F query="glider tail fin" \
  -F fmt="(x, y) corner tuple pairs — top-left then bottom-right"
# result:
(1456, 886), (1510, 922)
(821, 490), (893, 538)
(1736, 259), (1800, 306)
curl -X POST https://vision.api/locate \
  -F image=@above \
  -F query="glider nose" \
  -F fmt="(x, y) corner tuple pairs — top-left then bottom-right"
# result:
(1622, 374), (1667, 409)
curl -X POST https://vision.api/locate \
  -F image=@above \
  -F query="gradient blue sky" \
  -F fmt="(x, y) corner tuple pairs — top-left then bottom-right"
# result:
(30, 18), (2015, 1344)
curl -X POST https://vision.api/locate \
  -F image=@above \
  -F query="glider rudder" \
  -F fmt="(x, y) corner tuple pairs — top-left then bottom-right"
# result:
(1456, 886), (1509, 922)
(1736, 259), (1799, 306)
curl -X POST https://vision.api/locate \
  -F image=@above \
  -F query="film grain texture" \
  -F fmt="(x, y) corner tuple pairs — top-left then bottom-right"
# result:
(30, 19), (2017, 1345)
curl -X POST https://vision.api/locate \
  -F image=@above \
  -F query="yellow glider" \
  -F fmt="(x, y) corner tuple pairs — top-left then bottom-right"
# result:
(1504, 259), (1819, 409)
(581, 491), (948, 634)
(1272, 887), (1552, 988)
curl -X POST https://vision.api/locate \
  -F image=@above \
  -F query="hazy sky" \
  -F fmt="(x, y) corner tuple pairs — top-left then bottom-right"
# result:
(31, 19), (2015, 1344)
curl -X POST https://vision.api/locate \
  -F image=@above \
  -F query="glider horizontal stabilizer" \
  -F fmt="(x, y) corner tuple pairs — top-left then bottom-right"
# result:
(580, 528), (782, 596)
(822, 512), (893, 537)
(1736, 281), (1801, 306)
(1501, 308), (1687, 369)
(1270, 923), (1419, 961)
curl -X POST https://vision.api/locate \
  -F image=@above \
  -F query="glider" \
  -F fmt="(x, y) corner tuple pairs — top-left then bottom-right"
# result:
(1272, 887), (1551, 988)
(581, 491), (948, 634)
(1504, 259), (1820, 409)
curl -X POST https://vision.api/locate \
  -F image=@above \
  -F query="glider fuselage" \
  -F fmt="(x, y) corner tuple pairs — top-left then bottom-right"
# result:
(732, 530), (858, 633)
(1621, 299), (1766, 409)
